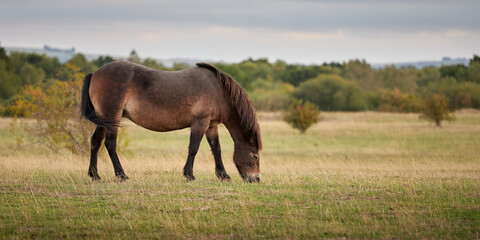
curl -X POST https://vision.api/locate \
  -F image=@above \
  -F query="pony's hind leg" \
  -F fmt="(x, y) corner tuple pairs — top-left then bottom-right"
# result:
(206, 126), (231, 181)
(88, 126), (106, 180)
(183, 118), (210, 181)
(105, 128), (129, 181)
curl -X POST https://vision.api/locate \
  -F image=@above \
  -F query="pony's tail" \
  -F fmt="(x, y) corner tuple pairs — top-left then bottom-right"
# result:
(80, 73), (118, 129)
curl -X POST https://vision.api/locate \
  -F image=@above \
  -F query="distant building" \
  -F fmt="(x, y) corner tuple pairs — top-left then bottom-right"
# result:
(440, 57), (469, 67)
(5, 45), (75, 63)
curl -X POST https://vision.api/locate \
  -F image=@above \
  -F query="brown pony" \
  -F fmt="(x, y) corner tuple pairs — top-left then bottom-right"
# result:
(80, 61), (262, 182)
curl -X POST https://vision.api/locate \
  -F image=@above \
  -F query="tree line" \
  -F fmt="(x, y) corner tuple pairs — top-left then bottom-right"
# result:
(1, 46), (479, 115)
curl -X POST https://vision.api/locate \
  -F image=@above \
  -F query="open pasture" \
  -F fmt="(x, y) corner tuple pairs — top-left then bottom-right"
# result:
(1, 111), (479, 239)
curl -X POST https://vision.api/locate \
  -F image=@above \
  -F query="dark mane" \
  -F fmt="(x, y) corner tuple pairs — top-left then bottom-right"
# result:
(196, 62), (262, 151)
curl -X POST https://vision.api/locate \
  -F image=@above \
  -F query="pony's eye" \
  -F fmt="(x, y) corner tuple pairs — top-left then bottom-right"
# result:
(252, 154), (259, 160)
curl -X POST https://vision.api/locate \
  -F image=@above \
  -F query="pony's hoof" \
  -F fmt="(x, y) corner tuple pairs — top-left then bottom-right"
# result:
(184, 174), (196, 182)
(88, 171), (101, 180)
(116, 173), (129, 181)
(216, 171), (231, 182)
(183, 168), (195, 181)
(91, 175), (101, 181)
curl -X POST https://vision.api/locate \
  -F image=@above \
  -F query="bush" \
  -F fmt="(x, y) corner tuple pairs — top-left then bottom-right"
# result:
(283, 99), (321, 133)
(249, 79), (294, 111)
(9, 64), (129, 154)
(294, 74), (368, 111)
(378, 88), (423, 112)
(419, 94), (455, 127)
(423, 78), (480, 110)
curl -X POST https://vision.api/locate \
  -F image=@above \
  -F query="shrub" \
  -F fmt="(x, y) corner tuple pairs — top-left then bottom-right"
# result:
(419, 93), (455, 127)
(250, 79), (294, 111)
(9, 64), (128, 154)
(378, 88), (424, 112)
(294, 74), (368, 111)
(283, 99), (321, 133)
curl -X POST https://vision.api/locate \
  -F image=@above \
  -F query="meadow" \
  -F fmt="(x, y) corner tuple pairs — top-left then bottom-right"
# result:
(1, 111), (479, 239)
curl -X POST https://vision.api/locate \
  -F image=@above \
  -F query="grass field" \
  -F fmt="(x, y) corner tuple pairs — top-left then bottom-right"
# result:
(1, 111), (479, 239)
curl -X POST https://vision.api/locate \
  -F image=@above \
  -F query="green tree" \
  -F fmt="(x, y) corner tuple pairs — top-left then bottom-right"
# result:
(236, 59), (274, 90)
(142, 58), (167, 70)
(421, 77), (480, 110)
(294, 74), (368, 111)
(172, 62), (190, 71)
(420, 94), (455, 127)
(417, 67), (440, 87)
(379, 66), (418, 93)
(272, 60), (287, 80)
(127, 49), (141, 63)
(284, 99), (320, 134)
(0, 60), (18, 101)
(28, 54), (61, 79)
(249, 79), (294, 111)
(471, 54), (480, 64)
(280, 64), (332, 86)
(9, 52), (61, 79)
(467, 61), (480, 83)
(92, 55), (115, 68)
(342, 59), (381, 91)
(0, 45), (18, 102)
(440, 64), (468, 82)
(20, 63), (45, 85)
(0, 44), (11, 65)
(67, 54), (96, 74)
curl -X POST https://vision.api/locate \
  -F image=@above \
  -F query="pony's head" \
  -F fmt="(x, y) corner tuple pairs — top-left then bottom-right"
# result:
(233, 133), (261, 183)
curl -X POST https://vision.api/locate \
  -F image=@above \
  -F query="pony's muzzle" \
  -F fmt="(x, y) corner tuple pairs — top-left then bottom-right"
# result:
(244, 173), (261, 183)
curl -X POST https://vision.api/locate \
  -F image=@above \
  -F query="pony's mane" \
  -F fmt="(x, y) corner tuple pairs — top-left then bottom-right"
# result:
(196, 63), (262, 151)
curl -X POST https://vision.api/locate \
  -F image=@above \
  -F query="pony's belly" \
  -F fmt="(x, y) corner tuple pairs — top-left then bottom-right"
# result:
(123, 110), (192, 132)
(123, 94), (220, 132)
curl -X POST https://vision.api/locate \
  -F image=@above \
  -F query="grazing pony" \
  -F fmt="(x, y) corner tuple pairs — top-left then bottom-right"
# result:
(80, 61), (262, 182)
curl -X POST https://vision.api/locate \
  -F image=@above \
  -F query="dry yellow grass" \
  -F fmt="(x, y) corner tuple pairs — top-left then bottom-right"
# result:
(2, 111), (480, 178)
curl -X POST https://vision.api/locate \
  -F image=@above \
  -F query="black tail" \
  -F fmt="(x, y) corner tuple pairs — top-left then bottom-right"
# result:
(80, 73), (118, 129)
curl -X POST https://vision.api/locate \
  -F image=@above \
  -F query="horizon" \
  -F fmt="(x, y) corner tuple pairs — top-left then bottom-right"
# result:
(3, 43), (474, 68)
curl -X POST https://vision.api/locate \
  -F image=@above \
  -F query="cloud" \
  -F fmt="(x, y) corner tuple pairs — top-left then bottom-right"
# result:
(1, 0), (479, 63)
(136, 32), (163, 44)
(1, 0), (479, 32)
(286, 30), (347, 41)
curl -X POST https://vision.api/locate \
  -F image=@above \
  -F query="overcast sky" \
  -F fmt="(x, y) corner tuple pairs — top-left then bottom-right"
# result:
(1, 0), (479, 64)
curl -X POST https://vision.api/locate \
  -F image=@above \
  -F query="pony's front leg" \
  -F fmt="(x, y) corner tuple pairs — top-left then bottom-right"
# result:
(206, 125), (231, 181)
(183, 118), (210, 181)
